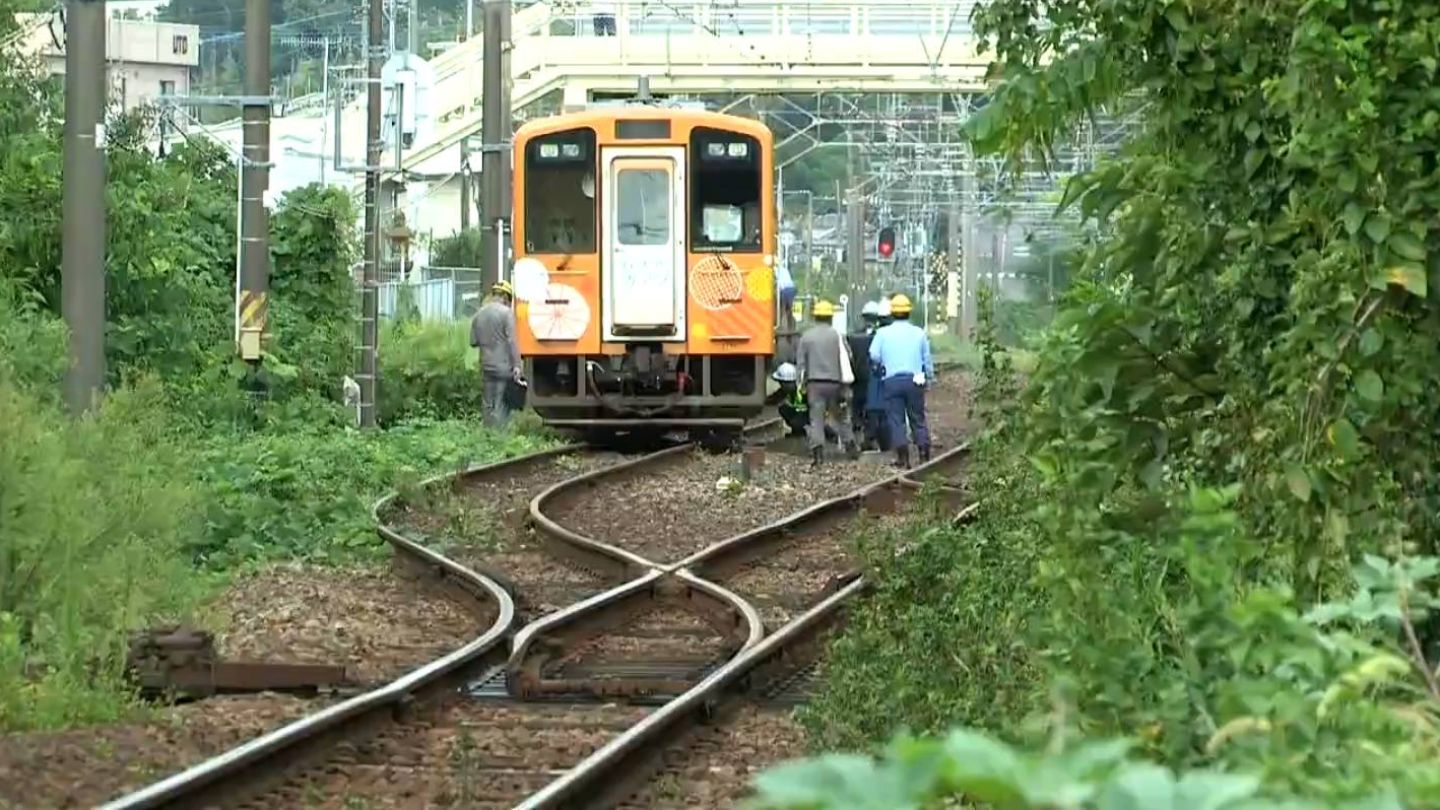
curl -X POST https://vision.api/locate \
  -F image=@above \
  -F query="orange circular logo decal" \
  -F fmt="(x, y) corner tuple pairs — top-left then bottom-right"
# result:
(689, 255), (744, 311)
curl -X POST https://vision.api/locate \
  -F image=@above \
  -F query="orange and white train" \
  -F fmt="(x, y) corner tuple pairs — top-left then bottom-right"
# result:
(510, 103), (777, 442)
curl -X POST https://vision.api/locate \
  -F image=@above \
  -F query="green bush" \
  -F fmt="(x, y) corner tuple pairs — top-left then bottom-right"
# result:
(799, 493), (1440, 805)
(378, 319), (486, 424)
(0, 279), (66, 397)
(0, 377), (206, 731)
(806, 0), (1440, 804)
(190, 417), (555, 568)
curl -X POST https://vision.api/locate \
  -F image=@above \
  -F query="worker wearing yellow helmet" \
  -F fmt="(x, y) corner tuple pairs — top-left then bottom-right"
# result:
(796, 298), (860, 467)
(867, 292), (935, 468)
(469, 278), (524, 427)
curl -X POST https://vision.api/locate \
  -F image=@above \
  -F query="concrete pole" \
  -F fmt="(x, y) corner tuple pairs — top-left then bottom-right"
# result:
(846, 188), (864, 332)
(408, 0), (418, 53)
(360, 0), (384, 428)
(466, 0), (473, 41)
(460, 137), (471, 230)
(959, 155), (977, 340)
(319, 38), (328, 185)
(61, 0), (107, 414)
(237, 0), (271, 364)
(946, 195), (959, 330)
(479, 0), (512, 291)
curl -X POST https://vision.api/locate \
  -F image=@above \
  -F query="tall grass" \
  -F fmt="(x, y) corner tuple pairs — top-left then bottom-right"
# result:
(379, 319), (485, 424)
(0, 378), (207, 731)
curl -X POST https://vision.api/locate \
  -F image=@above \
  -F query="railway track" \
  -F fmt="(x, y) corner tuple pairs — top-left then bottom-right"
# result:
(104, 414), (970, 809)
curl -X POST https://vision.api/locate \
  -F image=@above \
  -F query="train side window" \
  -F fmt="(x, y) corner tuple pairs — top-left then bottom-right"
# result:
(523, 128), (597, 254)
(690, 128), (761, 253)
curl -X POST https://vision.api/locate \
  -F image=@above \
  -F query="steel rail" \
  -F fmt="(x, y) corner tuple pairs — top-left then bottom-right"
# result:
(102, 446), (595, 810)
(107, 412), (952, 807)
(514, 577), (869, 810)
(510, 442), (975, 807)
(105, 417), (783, 807)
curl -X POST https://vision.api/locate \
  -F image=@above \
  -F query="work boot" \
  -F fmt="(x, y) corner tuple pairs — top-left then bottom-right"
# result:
(810, 446), (824, 469)
(893, 446), (911, 469)
(918, 444), (932, 464)
(845, 441), (861, 461)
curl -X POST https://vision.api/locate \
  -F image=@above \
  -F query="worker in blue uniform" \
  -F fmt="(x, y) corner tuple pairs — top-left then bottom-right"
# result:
(868, 293), (934, 468)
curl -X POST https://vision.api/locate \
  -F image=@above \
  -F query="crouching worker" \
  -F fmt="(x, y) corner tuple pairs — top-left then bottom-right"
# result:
(797, 300), (859, 468)
(772, 362), (842, 442)
(771, 362), (808, 437)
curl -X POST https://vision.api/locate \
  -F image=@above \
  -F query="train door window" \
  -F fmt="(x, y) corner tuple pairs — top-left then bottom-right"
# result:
(616, 169), (670, 245)
(523, 128), (597, 254)
(690, 128), (761, 252)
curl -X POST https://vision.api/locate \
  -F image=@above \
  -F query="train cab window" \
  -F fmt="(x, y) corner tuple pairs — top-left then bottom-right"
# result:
(523, 128), (597, 254)
(615, 169), (670, 246)
(690, 128), (761, 252)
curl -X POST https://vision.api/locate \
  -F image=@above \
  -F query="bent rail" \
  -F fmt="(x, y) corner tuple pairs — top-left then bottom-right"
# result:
(512, 442), (973, 807)
(99, 449), (589, 809)
(515, 577), (867, 809)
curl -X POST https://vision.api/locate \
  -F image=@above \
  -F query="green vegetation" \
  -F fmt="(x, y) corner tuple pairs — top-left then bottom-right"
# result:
(0, 26), (549, 730)
(782, 0), (1440, 805)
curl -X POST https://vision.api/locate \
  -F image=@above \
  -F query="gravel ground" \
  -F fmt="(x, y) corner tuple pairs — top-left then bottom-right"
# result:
(214, 562), (488, 684)
(251, 701), (653, 808)
(925, 369), (978, 447)
(722, 526), (859, 631)
(617, 703), (809, 808)
(547, 605), (730, 687)
(0, 694), (328, 809)
(389, 449), (629, 625)
(547, 448), (890, 564)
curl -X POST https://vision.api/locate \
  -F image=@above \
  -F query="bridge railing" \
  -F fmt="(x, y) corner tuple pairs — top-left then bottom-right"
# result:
(540, 0), (982, 39)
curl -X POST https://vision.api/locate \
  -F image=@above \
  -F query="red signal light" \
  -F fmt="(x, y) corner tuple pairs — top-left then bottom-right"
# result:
(877, 226), (896, 258)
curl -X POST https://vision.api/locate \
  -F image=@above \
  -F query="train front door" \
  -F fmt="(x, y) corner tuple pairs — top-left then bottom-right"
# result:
(600, 147), (687, 342)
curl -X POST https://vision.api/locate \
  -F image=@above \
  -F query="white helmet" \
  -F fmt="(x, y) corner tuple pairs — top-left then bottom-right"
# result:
(861, 300), (881, 318)
(772, 362), (798, 382)
(878, 300), (892, 317)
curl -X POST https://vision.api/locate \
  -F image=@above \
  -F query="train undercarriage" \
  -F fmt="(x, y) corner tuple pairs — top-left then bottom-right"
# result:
(524, 347), (767, 448)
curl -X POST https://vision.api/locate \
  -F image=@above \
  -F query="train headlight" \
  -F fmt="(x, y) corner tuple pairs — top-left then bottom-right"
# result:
(707, 142), (726, 157)
(539, 143), (559, 158)
(727, 142), (748, 157)
(561, 143), (581, 158)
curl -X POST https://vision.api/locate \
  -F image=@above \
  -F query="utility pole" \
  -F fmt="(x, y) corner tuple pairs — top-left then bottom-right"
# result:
(479, 0), (512, 291)
(61, 0), (107, 414)
(460, 136), (472, 230)
(959, 154), (977, 340)
(237, 0), (272, 367)
(845, 150), (864, 331)
(408, 0), (418, 53)
(846, 189), (864, 327)
(946, 195), (960, 333)
(360, 0), (384, 428)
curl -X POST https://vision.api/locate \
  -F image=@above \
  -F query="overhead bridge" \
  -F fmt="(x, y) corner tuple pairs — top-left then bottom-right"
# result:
(402, 0), (987, 171)
(193, 0), (989, 247)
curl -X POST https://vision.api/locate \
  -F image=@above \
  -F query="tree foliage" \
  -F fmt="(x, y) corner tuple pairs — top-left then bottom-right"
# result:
(803, 0), (1440, 804)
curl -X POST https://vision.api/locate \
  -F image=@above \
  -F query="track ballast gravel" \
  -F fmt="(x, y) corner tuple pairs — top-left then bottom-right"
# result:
(546, 447), (889, 564)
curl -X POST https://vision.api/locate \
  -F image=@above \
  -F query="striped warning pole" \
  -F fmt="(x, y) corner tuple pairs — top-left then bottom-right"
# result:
(236, 290), (268, 360)
(236, 0), (271, 364)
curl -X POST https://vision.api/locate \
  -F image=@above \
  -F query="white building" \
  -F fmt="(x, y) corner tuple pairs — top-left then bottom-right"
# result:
(15, 12), (200, 114)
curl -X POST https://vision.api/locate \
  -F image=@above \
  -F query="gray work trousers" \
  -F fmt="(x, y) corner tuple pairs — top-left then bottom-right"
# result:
(806, 380), (854, 451)
(482, 372), (511, 428)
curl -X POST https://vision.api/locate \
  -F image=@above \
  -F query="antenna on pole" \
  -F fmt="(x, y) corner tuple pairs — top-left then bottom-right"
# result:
(636, 75), (651, 102)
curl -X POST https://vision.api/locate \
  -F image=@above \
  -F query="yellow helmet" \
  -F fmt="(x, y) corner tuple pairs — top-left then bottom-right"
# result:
(492, 280), (515, 297)
(812, 299), (835, 318)
(890, 293), (913, 315)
